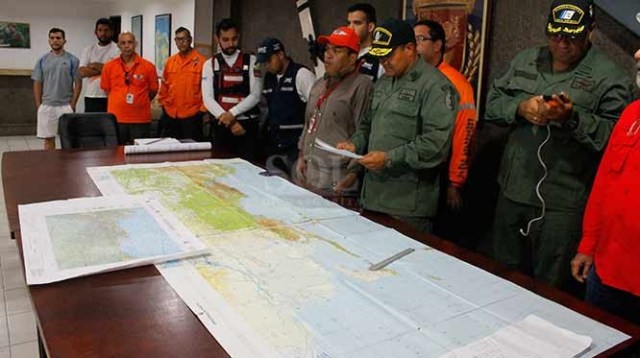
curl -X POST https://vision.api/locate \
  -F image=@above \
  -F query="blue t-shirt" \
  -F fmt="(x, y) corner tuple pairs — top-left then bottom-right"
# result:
(31, 51), (79, 106)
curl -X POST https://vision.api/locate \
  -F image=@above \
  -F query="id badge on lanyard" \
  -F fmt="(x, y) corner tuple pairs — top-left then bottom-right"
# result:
(307, 108), (321, 134)
(126, 93), (134, 104)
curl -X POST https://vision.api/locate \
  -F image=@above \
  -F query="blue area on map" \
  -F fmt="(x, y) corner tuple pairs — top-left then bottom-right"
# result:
(117, 208), (182, 257)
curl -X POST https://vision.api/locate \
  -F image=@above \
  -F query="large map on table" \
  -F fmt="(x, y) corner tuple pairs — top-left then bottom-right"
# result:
(88, 159), (629, 357)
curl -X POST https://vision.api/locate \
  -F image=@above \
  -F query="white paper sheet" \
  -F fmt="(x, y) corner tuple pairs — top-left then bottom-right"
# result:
(19, 195), (207, 285)
(314, 138), (363, 159)
(124, 142), (211, 155)
(441, 315), (592, 358)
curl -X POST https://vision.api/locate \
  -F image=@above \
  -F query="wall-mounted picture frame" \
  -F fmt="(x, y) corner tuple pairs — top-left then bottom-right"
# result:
(155, 13), (171, 76)
(131, 15), (142, 55)
(404, 0), (492, 112)
(0, 21), (30, 49)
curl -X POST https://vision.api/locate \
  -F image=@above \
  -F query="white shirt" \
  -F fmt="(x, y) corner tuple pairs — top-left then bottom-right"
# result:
(359, 46), (385, 80)
(276, 65), (316, 103)
(201, 50), (263, 118)
(79, 41), (120, 98)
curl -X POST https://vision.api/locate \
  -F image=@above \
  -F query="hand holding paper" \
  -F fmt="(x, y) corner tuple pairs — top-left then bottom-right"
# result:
(314, 138), (362, 159)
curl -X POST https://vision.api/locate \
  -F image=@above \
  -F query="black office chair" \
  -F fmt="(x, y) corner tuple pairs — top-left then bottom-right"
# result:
(58, 113), (120, 149)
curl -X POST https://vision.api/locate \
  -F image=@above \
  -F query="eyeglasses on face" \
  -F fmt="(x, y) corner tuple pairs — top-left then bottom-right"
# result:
(415, 35), (434, 42)
(174, 36), (191, 42)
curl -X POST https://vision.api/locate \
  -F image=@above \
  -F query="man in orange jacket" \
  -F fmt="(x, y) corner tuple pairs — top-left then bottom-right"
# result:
(414, 20), (477, 243)
(101, 32), (158, 144)
(158, 27), (206, 141)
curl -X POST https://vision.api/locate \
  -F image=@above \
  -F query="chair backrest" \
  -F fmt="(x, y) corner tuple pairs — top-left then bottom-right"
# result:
(58, 113), (119, 149)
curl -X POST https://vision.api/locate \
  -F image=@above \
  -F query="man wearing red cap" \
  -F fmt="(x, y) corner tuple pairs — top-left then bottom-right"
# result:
(296, 26), (373, 196)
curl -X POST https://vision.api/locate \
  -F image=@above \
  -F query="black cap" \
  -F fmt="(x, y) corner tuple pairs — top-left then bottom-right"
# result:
(546, 0), (594, 36)
(256, 37), (284, 63)
(369, 19), (415, 57)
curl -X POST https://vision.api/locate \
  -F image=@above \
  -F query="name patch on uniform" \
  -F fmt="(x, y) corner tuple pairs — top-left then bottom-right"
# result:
(513, 70), (538, 81)
(398, 89), (417, 102)
(570, 77), (594, 92)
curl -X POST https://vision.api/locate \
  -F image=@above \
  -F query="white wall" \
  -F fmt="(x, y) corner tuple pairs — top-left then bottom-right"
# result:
(0, 0), (109, 70)
(108, 0), (196, 65)
(0, 0), (196, 70)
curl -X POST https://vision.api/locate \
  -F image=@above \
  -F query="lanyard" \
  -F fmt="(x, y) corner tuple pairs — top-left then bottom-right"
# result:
(315, 76), (346, 109)
(120, 57), (139, 89)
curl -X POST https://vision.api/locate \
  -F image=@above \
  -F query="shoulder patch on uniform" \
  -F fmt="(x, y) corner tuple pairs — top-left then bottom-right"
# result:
(398, 89), (417, 102)
(443, 84), (455, 111)
(253, 62), (262, 78)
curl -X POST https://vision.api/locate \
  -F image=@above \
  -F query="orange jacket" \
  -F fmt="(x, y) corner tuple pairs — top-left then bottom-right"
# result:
(158, 50), (206, 119)
(101, 54), (159, 123)
(438, 61), (477, 187)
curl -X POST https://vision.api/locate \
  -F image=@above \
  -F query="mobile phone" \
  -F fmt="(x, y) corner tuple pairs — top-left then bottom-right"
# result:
(543, 93), (567, 102)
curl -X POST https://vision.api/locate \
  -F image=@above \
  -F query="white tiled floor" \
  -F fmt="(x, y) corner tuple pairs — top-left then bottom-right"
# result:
(0, 136), (48, 358)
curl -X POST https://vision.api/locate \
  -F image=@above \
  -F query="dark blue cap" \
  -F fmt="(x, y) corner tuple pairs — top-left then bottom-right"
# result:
(256, 37), (284, 63)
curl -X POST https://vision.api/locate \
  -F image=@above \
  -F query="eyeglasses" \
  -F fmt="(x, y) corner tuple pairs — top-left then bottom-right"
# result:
(415, 35), (433, 42)
(124, 72), (130, 86)
(174, 36), (191, 42)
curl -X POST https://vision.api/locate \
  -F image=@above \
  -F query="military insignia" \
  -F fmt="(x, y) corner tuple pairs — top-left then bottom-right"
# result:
(552, 5), (584, 25)
(398, 89), (416, 102)
(372, 28), (392, 46)
(570, 77), (594, 92)
(443, 85), (455, 111)
(253, 63), (262, 78)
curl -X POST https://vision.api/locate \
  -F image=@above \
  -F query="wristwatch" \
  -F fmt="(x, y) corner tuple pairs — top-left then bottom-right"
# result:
(564, 111), (580, 131)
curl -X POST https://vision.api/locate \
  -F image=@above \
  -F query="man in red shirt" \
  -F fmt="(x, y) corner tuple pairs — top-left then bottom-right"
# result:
(571, 48), (640, 324)
(101, 32), (158, 144)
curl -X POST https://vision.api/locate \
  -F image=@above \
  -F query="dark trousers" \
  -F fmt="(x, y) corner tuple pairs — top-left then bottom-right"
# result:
(211, 119), (259, 161)
(491, 194), (583, 290)
(162, 112), (203, 141)
(391, 215), (434, 234)
(118, 123), (150, 145)
(587, 268), (640, 325)
(84, 97), (108, 113)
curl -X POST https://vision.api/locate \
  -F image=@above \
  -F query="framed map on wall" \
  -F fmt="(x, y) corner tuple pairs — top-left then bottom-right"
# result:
(155, 14), (171, 76)
(131, 15), (142, 55)
(0, 22), (30, 49)
(403, 0), (492, 112)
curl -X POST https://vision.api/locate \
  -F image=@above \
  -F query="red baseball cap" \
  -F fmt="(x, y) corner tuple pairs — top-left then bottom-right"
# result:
(317, 26), (360, 53)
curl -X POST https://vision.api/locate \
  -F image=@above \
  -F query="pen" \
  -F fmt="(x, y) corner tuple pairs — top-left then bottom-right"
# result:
(368, 248), (415, 271)
(145, 138), (166, 145)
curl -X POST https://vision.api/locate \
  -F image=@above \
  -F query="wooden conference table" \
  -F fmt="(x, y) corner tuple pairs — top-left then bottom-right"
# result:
(2, 147), (640, 357)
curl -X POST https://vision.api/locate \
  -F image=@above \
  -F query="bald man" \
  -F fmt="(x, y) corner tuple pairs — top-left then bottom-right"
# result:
(101, 32), (159, 144)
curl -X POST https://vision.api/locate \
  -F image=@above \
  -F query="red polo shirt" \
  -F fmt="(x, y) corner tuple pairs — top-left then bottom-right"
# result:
(578, 99), (640, 296)
(101, 54), (159, 123)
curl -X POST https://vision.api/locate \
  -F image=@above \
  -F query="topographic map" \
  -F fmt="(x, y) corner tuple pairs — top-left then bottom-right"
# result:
(87, 159), (629, 357)
(19, 195), (206, 285)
